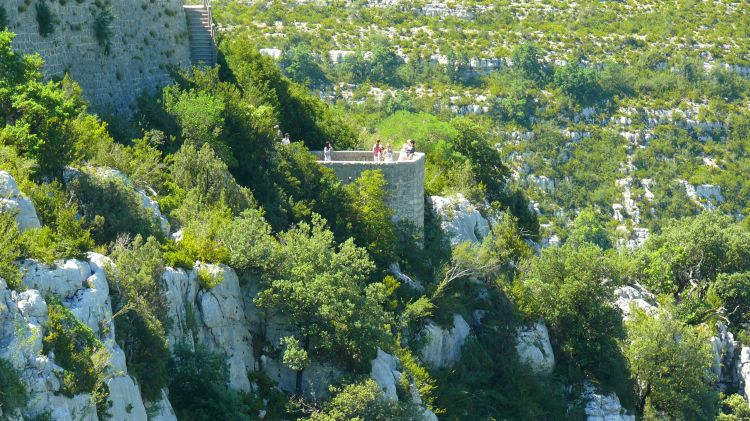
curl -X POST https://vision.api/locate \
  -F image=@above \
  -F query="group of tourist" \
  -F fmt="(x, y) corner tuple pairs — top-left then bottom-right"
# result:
(276, 126), (416, 163)
(372, 139), (416, 162)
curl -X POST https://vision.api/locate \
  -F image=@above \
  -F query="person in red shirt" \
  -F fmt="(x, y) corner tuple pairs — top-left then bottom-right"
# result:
(372, 139), (384, 162)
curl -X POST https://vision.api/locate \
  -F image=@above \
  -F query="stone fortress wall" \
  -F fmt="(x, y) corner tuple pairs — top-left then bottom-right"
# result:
(3, 0), (191, 116)
(312, 151), (426, 231)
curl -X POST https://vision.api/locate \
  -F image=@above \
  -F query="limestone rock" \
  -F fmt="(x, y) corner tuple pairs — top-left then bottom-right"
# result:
(710, 323), (739, 391)
(370, 348), (401, 400)
(0, 171), (41, 232)
(147, 389), (179, 421)
(106, 375), (148, 421)
(582, 382), (635, 421)
(261, 356), (344, 400)
(21, 259), (90, 299)
(162, 263), (254, 392)
(515, 322), (555, 375)
(421, 314), (471, 368)
(614, 285), (657, 319)
(430, 194), (490, 245)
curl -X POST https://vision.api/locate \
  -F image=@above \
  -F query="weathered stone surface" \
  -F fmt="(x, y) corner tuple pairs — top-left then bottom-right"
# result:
(421, 314), (471, 368)
(4, 0), (190, 116)
(614, 285), (657, 319)
(370, 348), (401, 400)
(314, 151), (425, 231)
(21, 259), (90, 299)
(430, 194), (490, 245)
(0, 171), (41, 232)
(515, 322), (555, 375)
(582, 382), (635, 421)
(162, 263), (254, 392)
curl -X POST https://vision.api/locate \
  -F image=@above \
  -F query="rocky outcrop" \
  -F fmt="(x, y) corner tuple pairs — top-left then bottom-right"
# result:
(0, 253), (174, 420)
(582, 382), (635, 421)
(370, 348), (437, 421)
(515, 322), (555, 375)
(420, 314), (471, 368)
(64, 167), (170, 236)
(0, 171), (41, 232)
(430, 194), (490, 245)
(711, 323), (739, 392)
(614, 285), (657, 319)
(161, 263), (254, 392)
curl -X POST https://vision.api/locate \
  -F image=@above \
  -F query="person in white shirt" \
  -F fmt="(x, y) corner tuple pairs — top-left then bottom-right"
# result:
(384, 144), (394, 162)
(282, 133), (291, 145)
(323, 142), (333, 162)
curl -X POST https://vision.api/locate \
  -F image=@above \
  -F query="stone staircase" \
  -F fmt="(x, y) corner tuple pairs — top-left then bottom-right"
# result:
(184, 2), (216, 66)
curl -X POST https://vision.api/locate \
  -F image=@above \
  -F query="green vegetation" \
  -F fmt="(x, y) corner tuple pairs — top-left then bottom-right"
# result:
(168, 344), (253, 421)
(306, 379), (421, 420)
(0, 359), (28, 415)
(35, 1), (56, 37)
(4, 0), (750, 417)
(107, 236), (169, 402)
(43, 299), (109, 405)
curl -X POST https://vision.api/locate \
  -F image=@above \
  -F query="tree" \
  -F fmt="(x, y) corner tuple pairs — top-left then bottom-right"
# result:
(638, 212), (750, 295)
(168, 344), (253, 421)
(554, 63), (601, 104)
(279, 43), (328, 87)
(107, 235), (170, 401)
(568, 208), (612, 249)
(623, 308), (719, 420)
(0, 31), (91, 177)
(307, 379), (421, 421)
(708, 272), (750, 329)
(512, 243), (628, 390)
(511, 44), (548, 85)
(343, 170), (397, 264)
(254, 215), (390, 393)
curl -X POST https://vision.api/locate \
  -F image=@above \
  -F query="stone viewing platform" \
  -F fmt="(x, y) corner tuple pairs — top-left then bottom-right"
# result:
(312, 151), (425, 232)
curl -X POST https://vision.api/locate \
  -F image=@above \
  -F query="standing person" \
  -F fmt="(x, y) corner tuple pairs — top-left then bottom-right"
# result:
(398, 141), (409, 161)
(373, 139), (383, 162)
(282, 133), (291, 145)
(406, 139), (416, 160)
(384, 143), (394, 162)
(323, 142), (333, 162)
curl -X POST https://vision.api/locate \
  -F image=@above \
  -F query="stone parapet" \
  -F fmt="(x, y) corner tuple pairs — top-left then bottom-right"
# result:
(4, 0), (191, 116)
(312, 151), (425, 232)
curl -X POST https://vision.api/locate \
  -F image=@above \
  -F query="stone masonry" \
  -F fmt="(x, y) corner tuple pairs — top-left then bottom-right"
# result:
(312, 151), (425, 232)
(4, 0), (191, 116)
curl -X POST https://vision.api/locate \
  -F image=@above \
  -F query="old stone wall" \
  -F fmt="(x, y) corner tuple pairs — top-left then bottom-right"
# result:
(4, 0), (191, 116)
(313, 151), (425, 231)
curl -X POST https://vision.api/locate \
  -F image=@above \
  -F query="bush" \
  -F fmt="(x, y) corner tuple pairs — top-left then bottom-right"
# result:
(0, 6), (7, 30)
(35, 1), (56, 37)
(0, 358), (28, 414)
(0, 212), (23, 290)
(67, 171), (162, 244)
(168, 344), (253, 421)
(219, 208), (278, 273)
(92, 8), (114, 54)
(107, 236), (169, 401)
(23, 180), (94, 261)
(43, 299), (109, 397)
(307, 379), (421, 421)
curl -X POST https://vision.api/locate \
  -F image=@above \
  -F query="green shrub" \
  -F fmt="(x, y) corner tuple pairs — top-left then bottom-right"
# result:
(0, 358), (28, 414)
(219, 208), (278, 273)
(22, 180), (94, 262)
(35, 1), (56, 37)
(107, 235), (169, 402)
(92, 8), (114, 54)
(0, 6), (8, 30)
(43, 299), (109, 397)
(307, 379), (421, 421)
(67, 171), (162, 244)
(197, 266), (223, 289)
(168, 344), (253, 421)
(0, 212), (23, 290)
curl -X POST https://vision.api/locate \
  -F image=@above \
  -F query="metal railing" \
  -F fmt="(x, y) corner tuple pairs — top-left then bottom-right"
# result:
(204, 0), (216, 66)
